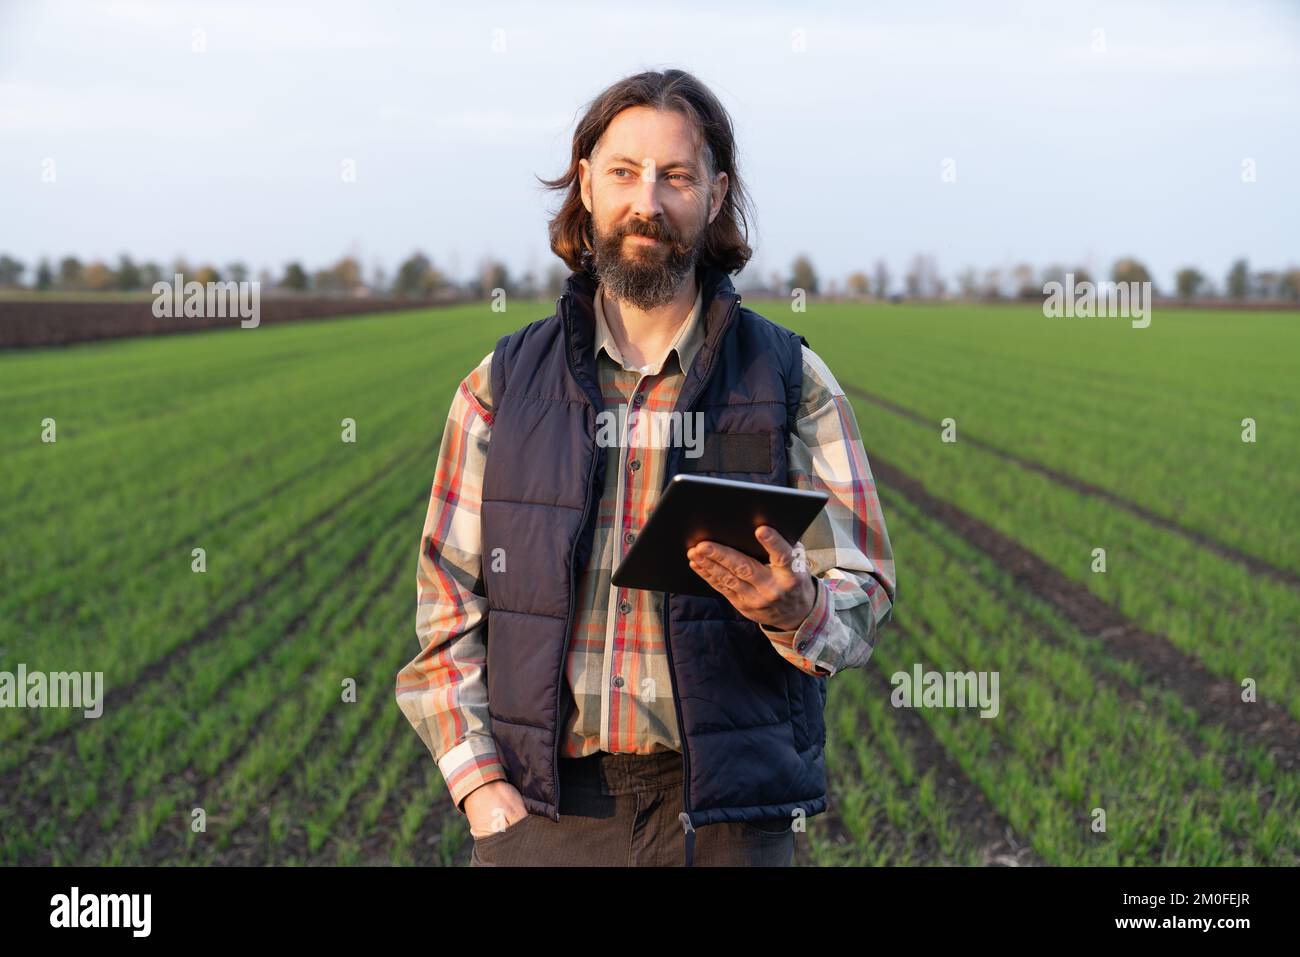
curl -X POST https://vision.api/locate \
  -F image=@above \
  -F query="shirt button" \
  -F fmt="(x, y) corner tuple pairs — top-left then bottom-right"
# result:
(632, 393), (644, 407)
(797, 641), (809, 652)
(624, 530), (635, 545)
(629, 459), (640, 472)
(619, 599), (632, 614)
(613, 675), (624, 688)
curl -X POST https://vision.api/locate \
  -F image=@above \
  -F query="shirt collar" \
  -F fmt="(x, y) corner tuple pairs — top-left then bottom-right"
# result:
(594, 282), (707, 377)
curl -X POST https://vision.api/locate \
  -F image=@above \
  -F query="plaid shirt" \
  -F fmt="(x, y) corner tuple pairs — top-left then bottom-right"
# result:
(395, 285), (896, 814)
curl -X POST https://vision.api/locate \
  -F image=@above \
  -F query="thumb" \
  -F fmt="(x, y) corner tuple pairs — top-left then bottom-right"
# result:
(755, 525), (794, 568)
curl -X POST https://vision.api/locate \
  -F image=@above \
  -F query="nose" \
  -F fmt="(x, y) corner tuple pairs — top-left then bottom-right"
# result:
(629, 163), (665, 222)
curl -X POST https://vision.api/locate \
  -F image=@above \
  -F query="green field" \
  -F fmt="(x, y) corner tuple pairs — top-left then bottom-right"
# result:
(1, 300), (1296, 865)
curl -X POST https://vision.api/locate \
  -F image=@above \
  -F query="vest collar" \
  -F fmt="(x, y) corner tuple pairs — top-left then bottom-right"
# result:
(593, 282), (706, 376)
(560, 259), (740, 414)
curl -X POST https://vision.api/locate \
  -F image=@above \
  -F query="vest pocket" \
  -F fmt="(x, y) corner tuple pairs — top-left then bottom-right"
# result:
(679, 431), (773, 474)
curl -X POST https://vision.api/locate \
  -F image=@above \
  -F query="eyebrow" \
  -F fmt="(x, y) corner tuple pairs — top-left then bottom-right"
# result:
(605, 154), (699, 172)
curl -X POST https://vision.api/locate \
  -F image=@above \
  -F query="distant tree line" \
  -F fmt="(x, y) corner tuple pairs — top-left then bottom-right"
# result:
(756, 253), (1300, 303)
(0, 252), (573, 302)
(2, 251), (1297, 304)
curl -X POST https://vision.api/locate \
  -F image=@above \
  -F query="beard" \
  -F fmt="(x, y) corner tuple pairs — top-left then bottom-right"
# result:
(588, 212), (707, 310)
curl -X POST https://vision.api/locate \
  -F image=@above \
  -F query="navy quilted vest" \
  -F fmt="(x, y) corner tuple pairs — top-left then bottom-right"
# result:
(481, 260), (828, 866)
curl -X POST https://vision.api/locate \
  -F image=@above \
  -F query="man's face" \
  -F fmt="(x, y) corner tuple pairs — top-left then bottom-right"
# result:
(579, 106), (728, 310)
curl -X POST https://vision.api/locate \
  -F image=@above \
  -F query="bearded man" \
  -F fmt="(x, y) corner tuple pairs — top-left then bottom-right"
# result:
(396, 68), (895, 867)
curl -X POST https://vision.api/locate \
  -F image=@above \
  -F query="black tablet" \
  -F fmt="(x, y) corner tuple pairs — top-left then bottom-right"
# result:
(610, 474), (829, 598)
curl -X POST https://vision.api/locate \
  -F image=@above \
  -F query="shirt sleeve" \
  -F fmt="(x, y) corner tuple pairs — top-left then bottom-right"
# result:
(394, 350), (508, 814)
(758, 345), (896, 677)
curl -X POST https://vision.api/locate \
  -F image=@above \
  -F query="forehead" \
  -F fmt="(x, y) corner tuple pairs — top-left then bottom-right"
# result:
(595, 106), (704, 167)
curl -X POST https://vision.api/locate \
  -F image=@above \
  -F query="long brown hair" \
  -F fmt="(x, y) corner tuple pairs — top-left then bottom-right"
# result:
(538, 69), (755, 276)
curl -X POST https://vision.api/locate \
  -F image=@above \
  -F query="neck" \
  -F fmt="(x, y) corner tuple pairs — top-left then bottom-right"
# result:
(601, 274), (699, 371)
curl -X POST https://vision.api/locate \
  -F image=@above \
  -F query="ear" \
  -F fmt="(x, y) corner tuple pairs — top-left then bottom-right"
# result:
(709, 170), (729, 224)
(578, 157), (594, 214)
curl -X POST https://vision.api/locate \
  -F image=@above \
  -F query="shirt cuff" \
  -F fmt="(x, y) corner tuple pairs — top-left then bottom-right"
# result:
(438, 736), (509, 813)
(760, 574), (832, 665)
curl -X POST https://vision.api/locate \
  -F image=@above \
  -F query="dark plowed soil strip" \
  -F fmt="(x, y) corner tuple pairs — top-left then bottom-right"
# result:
(0, 296), (473, 349)
(868, 453), (1300, 771)
(863, 647), (1042, 866)
(842, 383), (1300, 590)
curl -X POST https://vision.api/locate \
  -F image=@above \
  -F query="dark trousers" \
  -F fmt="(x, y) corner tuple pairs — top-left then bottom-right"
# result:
(470, 749), (795, 867)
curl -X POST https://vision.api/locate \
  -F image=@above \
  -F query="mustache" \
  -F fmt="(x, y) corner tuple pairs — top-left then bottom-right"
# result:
(623, 222), (673, 242)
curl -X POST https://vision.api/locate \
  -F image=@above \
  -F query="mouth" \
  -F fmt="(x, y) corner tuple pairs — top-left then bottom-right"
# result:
(627, 234), (662, 245)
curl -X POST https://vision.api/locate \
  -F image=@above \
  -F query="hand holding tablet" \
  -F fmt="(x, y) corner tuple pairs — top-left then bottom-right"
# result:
(687, 525), (819, 631)
(610, 474), (828, 603)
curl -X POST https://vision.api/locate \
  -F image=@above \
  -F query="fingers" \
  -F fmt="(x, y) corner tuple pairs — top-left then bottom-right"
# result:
(688, 545), (761, 600)
(688, 539), (764, 575)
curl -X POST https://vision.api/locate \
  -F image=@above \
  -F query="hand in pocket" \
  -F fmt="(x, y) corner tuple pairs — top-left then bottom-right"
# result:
(464, 779), (528, 839)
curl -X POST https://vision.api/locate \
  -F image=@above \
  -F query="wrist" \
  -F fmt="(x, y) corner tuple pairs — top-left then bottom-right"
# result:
(769, 573), (817, 632)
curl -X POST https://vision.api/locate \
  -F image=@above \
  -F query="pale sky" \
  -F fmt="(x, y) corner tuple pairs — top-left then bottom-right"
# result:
(2, 0), (1297, 291)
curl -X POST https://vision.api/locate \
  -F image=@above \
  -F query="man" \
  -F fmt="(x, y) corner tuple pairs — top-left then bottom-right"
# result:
(395, 69), (895, 867)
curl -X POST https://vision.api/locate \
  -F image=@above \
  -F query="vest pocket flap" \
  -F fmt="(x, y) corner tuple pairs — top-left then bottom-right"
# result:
(682, 431), (772, 473)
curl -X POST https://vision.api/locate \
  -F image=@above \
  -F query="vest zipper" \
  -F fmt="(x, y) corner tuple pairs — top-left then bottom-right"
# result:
(555, 283), (742, 861)
(555, 443), (599, 822)
(661, 598), (695, 866)
(662, 290), (741, 866)
(554, 290), (599, 824)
